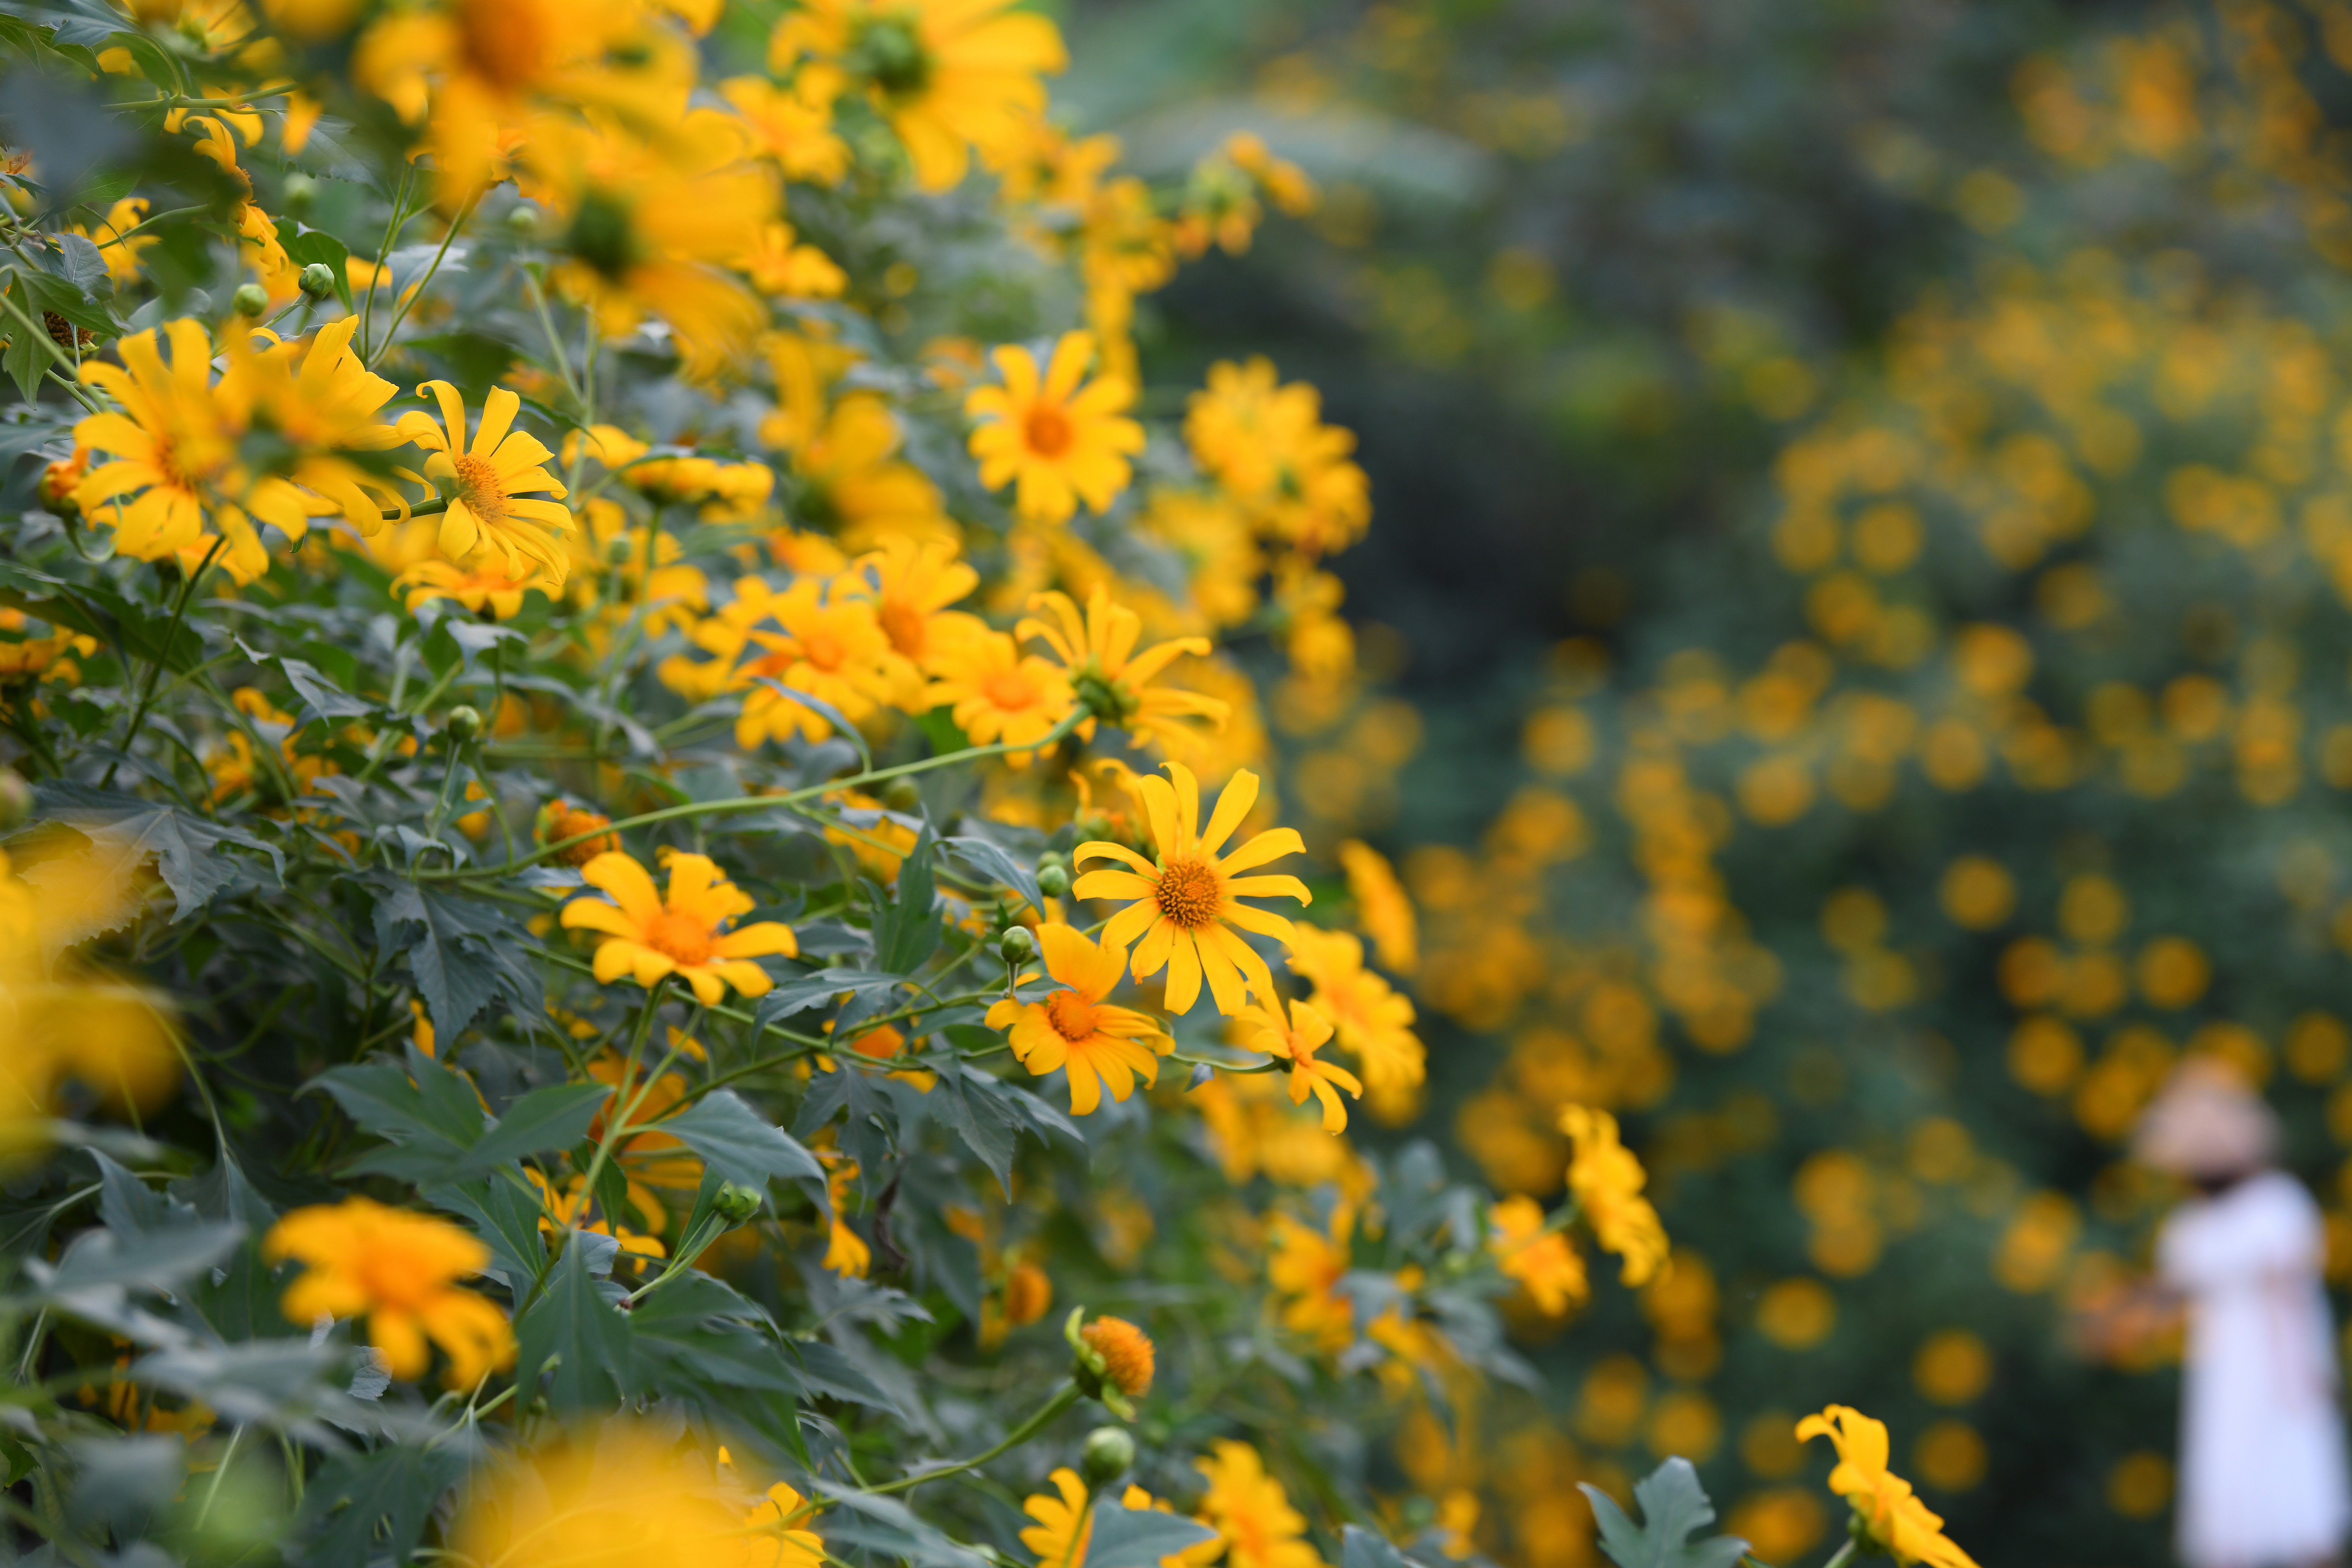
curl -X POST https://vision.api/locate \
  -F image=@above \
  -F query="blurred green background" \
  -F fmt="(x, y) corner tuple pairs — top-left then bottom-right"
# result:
(1066, 2), (2352, 1565)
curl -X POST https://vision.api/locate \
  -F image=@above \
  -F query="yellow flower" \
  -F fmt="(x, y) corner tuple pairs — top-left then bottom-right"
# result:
(565, 496), (710, 635)
(263, 1196), (515, 1389)
(1487, 1195), (1587, 1318)
(747, 221), (847, 299)
(965, 332), (1144, 524)
(1266, 1209), (1353, 1350)
(221, 317), (410, 534)
(1018, 586), (1230, 754)
(721, 73), (852, 185)
(1194, 1441), (1326, 1568)
(392, 558), (552, 620)
(664, 576), (900, 747)
(454, 1424), (824, 1568)
(822, 1154), (869, 1278)
(1021, 1468), (1098, 1568)
(1283, 927), (1424, 1104)
(1559, 1105), (1670, 1287)
(1232, 998), (1361, 1134)
(535, 800), (620, 866)
(1337, 840), (1416, 973)
(1797, 1407), (1982, 1568)
(526, 1167), (667, 1262)
(1079, 1314), (1155, 1396)
(66, 196), (157, 291)
(925, 631), (1075, 764)
(773, 0), (1066, 192)
(72, 319), (315, 582)
(851, 534), (986, 688)
(560, 850), (798, 1006)
(985, 924), (1165, 1114)
(775, 390), (958, 548)
(394, 381), (574, 582)
(1184, 359), (1370, 556)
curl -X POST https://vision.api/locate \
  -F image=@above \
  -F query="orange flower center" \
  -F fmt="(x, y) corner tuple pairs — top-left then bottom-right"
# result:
(1024, 403), (1075, 458)
(459, 0), (555, 93)
(879, 598), (927, 658)
(1045, 989), (1099, 1042)
(1151, 855), (1222, 930)
(982, 667), (1042, 712)
(642, 908), (716, 966)
(453, 451), (512, 524)
(800, 628), (847, 671)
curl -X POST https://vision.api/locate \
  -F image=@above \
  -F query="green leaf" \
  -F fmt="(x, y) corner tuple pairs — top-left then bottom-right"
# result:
(659, 1089), (827, 1203)
(365, 873), (527, 1038)
(874, 826), (941, 974)
(425, 1176), (548, 1293)
(281, 224), (352, 310)
(1581, 1460), (1751, 1568)
(939, 833), (1044, 915)
(457, 1082), (611, 1177)
(1091, 1506), (1220, 1568)
(296, 1442), (467, 1568)
(515, 1237), (629, 1414)
(32, 781), (285, 920)
(35, 1219), (244, 1295)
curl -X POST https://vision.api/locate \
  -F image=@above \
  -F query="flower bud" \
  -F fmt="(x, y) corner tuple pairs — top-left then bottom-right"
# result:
(711, 1181), (763, 1224)
(281, 172), (316, 216)
(38, 455), (83, 517)
(507, 203), (541, 237)
(999, 925), (1037, 966)
(1036, 863), (1070, 900)
(881, 776), (922, 814)
(0, 767), (30, 831)
(231, 282), (269, 316)
(1080, 1426), (1136, 1488)
(444, 705), (483, 743)
(298, 261), (336, 298)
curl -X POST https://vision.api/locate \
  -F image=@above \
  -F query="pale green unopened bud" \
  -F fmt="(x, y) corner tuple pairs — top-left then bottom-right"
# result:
(444, 705), (483, 743)
(711, 1182), (763, 1224)
(507, 204), (541, 237)
(0, 767), (30, 830)
(999, 926), (1037, 966)
(1036, 864), (1070, 900)
(298, 261), (336, 298)
(231, 282), (269, 316)
(1080, 1426), (1136, 1487)
(881, 777), (922, 814)
(281, 172), (317, 215)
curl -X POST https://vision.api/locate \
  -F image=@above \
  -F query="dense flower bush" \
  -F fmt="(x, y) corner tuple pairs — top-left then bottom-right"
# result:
(0, 4), (1983, 1568)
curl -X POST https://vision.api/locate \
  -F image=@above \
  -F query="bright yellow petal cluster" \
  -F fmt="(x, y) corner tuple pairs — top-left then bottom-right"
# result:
(560, 850), (798, 1006)
(1285, 927), (1424, 1111)
(1232, 997), (1361, 1134)
(966, 332), (1144, 523)
(1073, 762), (1309, 1015)
(263, 1196), (515, 1389)
(1559, 1105), (1670, 1286)
(1192, 1441), (1327, 1568)
(393, 381), (574, 583)
(1019, 585), (1230, 753)
(1486, 1195), (1588, 1318)
(1184, 357), (1369, 558)
(1798, 1406), (1982, 1568)
(985, 924), (1165, 1114)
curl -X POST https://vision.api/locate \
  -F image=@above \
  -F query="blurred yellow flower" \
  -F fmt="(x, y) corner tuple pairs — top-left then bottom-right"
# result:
(986, 924), (1165, 1114)
(1559, 1105), (1669, 1286)
(926, 631), (1075, 763)
(1488, 1195), (1588, 1317)
(1194, 1440), (1326, 1568)
(1796, 1405), (1981, 1568)
(560, 850), (798, 1005)
(264, 1196), (514, 1388)
(1074, 762), (1309, 1015)
(1337, 840), (1417, 972)
(1232, 997), (1361, 1133)
(966, 332), (1144, 523)
(1284, 926), (1423, 1103)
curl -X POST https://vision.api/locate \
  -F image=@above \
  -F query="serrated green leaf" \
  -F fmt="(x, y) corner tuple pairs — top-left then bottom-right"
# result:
(1581, 1459), (1751, 1568)
(516, 1236), (629, 1414)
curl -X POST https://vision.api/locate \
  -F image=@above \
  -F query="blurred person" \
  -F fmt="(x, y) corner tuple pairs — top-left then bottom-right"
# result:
(2134, 1059), (2350, 1568)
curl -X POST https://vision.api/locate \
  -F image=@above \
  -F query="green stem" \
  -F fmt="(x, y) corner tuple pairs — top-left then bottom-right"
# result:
(421, 709), (1086, 882)
(191, 1424), (244, 1531)
(861, 1382), (1082, 1497)
(571, 977), (671, 1221)
(0, 282), (102, 411)
(103, 538), (224, 787)
(1820, 1544), (1857, 1568)
(368, 193), (479, 367)
(87, 203), (208, 251)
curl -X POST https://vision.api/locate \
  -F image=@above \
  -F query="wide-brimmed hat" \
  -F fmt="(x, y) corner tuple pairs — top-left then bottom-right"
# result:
(2132, 1056), (2279, 1178)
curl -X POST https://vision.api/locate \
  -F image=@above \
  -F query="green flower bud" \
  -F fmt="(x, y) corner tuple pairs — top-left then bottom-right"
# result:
(1036, 850), (1070, 874)
(1080, 1426), (1136, 1487)
(298, 261), (336, 298)
(281, 172), (317, 216)
(999, 925), (1037, 966)
(711, 1181), (764, 1224)
(507, 203), (541, 237)
(881, 776), (922, 813)
(0, 767), (30, 831)
(231, 282), (269, 316)
(1036, 863), (1070, 900)
(444, 705), (483, 743)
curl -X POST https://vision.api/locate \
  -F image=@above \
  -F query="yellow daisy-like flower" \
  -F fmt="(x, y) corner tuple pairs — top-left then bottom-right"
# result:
(665, 576), (900, 748)
(850, 534), (986, 690)
(1078, 1314), (1155, 1396)
(1017, 585), (1230, 753)
(924, 631), (1075, 765)
(1486, 1195), (1587, 1318)
(1021, 1468), (1097, 1568)
(394, 381), (574, 583)
(741, 1481), (828, 1568)
(1073, 762), (1308, 1015)
(1283, 926), (1424, 1104)
(965, 332), (1144, 524)
(1798, 1407), (1982, 1568)
(1559, 1105), (1670, 1287)
(1232, 997), (1361, 1134)
(263, 1196), (515, 1389)
(392, 558), (552, 620)
(773, 0), (1066, 192)
(1266, 1209), (1353, 1350)
(1336, 839), (1417, 973)
(985, 924), (1165, 1114)
(559, 850), (798, 1006)
(1193, 1441), (1325, 1568)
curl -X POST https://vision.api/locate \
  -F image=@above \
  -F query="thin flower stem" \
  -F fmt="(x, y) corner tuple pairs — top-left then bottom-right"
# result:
(1819, 1543), (1857, 1568)
(103, 537), (225, 787)
(89, 203), (208, 250)
(368, 193), (480, 367)
(419, 708), (1088, 882)
(571, 977), (671, 1221)
(522, 266), (583, 411)
(0, 283), (103, 412)
(860, 1381), (1083, 1497)
(190, 1424), (244, 1530)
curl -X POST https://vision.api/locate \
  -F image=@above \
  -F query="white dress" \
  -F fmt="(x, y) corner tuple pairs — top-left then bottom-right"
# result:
(2159, 1171), (2352, 1568)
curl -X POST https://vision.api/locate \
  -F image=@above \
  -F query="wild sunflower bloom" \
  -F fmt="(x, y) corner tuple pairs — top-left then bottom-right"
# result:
(1232, 997), (1361, 1134)
(1559, 1105), (1670, 1287)
(1798, 1406), (1982, 1568)
(925, 632), (1075, 765)
(772, 0), (1066, 192)
(1284, 926), (1424, 1103)
(965, 332), (1144, 524)
(1193, 1441), (1324, 1568)
(1020, 1468), (1098, 1568)
(535, 800), (620, 866)
(662, 577), (899, 748)
(394, 382), (574, 583)
(1487, 1196), (1588, 1318)
(560, 850), (798, 1006)
(775, 390), (958, 550)
(1266, 1209), (1353, 1350)
(1337, 839), (1417, 972)
(1073, 762), (1308, 1015)
(742, 1480), (828, 1568)
(1018, 586), (1230, 753)
(985, 925), (1165, 1114)
(392, 558), (552, 620)
(850, 534), (986, 697)
(1077, 1314), (1155, 1396)
(263, 1196), (515, 1389)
